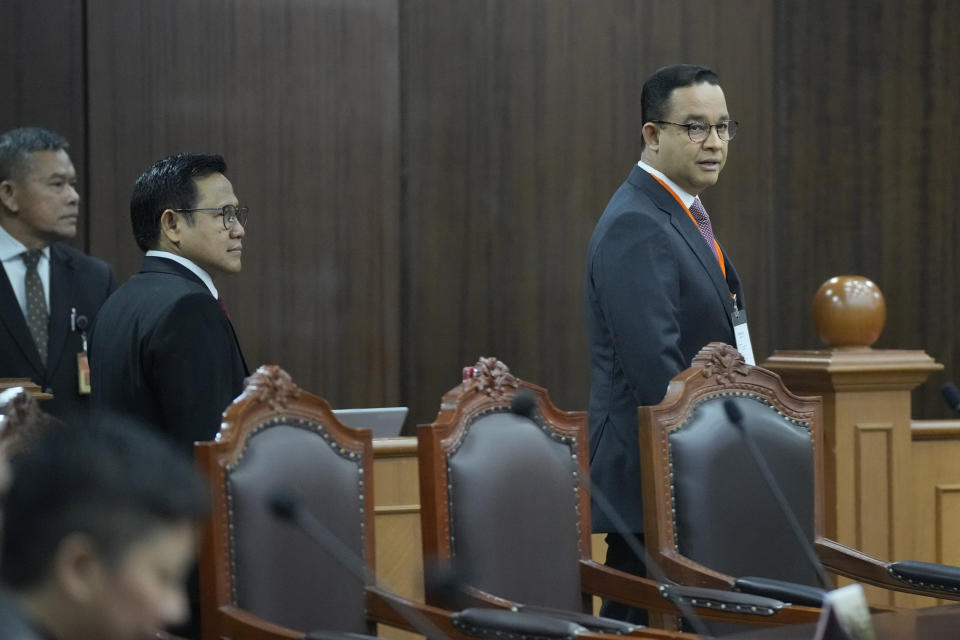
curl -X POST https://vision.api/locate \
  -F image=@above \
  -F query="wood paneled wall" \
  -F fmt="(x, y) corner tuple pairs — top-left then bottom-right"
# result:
(3, 0), (959, 425)
(769, 0), (960, 421)
(0, 0), (88, 245)
(83, 0), (401, 410)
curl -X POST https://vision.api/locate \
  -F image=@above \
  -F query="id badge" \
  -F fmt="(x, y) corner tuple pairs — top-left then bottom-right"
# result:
(77, 352), (91, 394)
(732, 309), (756, 366)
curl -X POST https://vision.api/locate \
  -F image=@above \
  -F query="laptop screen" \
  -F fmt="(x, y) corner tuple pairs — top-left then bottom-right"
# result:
(332, 407), (409, 438)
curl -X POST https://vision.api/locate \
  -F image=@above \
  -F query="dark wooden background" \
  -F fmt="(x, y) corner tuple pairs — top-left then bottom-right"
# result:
(3, 0), (958, 427)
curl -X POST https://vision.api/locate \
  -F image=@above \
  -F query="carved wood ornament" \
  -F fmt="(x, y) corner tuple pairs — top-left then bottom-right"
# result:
(0, 387), (43, 451)
(471, 357), (519, 399)
(693, 343), (751, 385)
(242, 365), (301, 411)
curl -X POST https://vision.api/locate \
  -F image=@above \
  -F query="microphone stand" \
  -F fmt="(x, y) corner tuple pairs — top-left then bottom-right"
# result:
(723, 399), (834, 591)
(269, 489), (453, 640)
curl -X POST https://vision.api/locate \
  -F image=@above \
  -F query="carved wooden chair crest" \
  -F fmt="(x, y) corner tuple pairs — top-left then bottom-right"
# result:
(0, 385), (57, 457)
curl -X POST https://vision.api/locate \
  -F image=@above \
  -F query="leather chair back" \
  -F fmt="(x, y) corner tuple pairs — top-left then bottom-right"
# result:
(669, 395), (818, 586)
(419, 358), (592, 614)
(447, 408), (584, 610)
(229, 419), (368, 631)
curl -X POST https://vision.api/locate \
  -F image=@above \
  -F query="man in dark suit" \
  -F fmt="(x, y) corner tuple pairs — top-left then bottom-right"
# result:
(0, 127), (116, 427)
(90, 153), (249, 456)
(584, 64), (752, 622)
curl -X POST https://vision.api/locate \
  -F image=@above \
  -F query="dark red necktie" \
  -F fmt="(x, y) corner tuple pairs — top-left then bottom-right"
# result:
(218, 296), (231, 320)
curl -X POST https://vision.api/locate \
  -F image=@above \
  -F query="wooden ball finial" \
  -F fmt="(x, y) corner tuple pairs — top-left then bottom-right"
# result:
(812, 276), (886, 348)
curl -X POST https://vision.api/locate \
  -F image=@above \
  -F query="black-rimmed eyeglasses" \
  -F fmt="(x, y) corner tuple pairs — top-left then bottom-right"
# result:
(652, 120), (739, 143)
(173, 204), (249, 230)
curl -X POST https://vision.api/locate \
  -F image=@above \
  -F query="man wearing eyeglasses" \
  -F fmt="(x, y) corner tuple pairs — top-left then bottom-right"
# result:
(583, 64), (752, 623)
(90, 153), (249, 459)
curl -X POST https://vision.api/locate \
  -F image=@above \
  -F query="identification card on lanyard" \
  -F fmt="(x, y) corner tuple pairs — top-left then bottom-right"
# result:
(731, 294), (755, 365)
(72, 307), (92, 394)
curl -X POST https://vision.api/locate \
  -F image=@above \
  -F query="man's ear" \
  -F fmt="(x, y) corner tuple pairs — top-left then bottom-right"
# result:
(53, 533), (104, 605)
(159, 209), (182, 245)
(0, 180), (19, 213)
(641, 122), (661, 152)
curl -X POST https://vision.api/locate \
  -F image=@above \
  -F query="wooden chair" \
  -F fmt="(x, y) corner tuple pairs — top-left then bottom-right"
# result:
(196, 365), (679, 640)
(0, 386), (41, 439)
(638, 342), (960, 624)
(0, 384), (59, 456)
(417, 357), (823, 634)
(195, 365), (490, 640)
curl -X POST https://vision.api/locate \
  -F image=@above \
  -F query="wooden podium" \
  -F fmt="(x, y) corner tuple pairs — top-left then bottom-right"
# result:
(762, 276), (943, 606)
(763, 348), (941, 606)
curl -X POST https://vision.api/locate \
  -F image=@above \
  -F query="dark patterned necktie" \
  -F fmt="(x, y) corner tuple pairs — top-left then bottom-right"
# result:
(688, 198), (720, 264)
(22, 250), (48, 364)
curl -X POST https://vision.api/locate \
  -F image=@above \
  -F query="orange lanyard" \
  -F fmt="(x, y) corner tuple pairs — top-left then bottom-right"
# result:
(649, 174), (726, 278)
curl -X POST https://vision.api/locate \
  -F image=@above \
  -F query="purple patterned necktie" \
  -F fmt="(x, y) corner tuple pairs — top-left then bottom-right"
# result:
(688, 198), (720, 264)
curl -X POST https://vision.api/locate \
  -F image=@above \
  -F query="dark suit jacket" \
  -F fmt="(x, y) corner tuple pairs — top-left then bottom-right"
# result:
(0, 243), (116, 427)
(584, 166), (746, 533)
(90, 256), (249, 455)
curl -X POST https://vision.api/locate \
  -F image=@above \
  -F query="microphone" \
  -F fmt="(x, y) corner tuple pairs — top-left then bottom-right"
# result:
(423, 557), (471, 611)
(266, 487), (451, 640)
(267, 486), (299, 520)
(723, 399), (834, 591)
(511, 394), (712, 636)
(940, 383), (960, 414)
(510, 389), (537, 420)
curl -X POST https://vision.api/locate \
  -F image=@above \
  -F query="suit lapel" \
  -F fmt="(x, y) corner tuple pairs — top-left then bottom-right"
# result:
(47, 245), (75, 377)
(630, 168), (735, 321)
(0, 262), (45, 376)
(229, 321), (249, 375)
(668, 211), (734, 314)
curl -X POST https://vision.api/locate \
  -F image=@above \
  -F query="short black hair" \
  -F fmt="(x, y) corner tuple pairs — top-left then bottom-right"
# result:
(130, 153), (227, 252)
(0, 127), (70, 182)
(0, 417), (209, 589)
(640, 64), (721, 150)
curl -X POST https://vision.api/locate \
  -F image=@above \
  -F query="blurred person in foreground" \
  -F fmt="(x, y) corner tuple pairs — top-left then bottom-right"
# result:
(0, 418), (209, 640)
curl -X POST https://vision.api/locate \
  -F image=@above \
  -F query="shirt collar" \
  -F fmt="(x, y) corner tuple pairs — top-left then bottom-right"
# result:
(637, 160), (699, 209)
(145, 250), (219, 299)
(0, 224), (50, 263)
